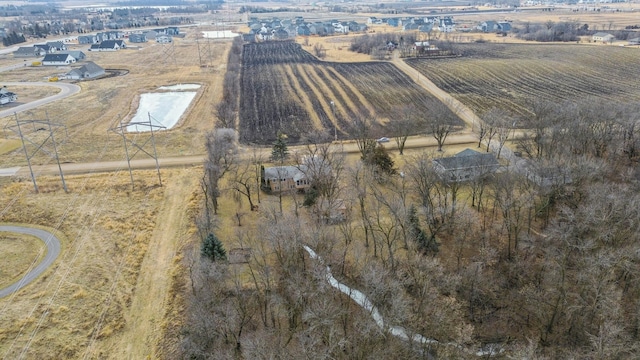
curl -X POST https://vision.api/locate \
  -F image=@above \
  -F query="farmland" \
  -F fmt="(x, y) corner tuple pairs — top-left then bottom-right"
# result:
(406, 43), (640, 117)
(239, 41), (461, 144)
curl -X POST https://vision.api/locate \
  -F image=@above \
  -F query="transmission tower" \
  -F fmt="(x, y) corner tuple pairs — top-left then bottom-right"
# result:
(196, 34), (215, 68)
(161, 39), (177, 66)
(5, 112), (68, 193)
(110, 113), (166, 190)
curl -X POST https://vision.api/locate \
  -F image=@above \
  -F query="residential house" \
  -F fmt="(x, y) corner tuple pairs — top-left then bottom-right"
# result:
(128, 33), (147, 43)
(78, 35), (99, 44)
(592, 32), (615, 43)
(0, 86), (18, 105)
(46, 41), (67, 51)
(13, 46), (46, 58)
(166, 27), (180, 36)
(262, 166), (310, 193)
(478, 21), (497, 32)
(433, 149), (500, 182)
(89, 39), (125, 51)
(496, 22), (512, 32)
(34, 44), (55, 53)
(438, 17), (455, 32)
(156, 35), (172, 43)
(144, 30), (159, 40)
(58, 51), (86, 61)
(42, 53), (76, 66)
(628, 37), (640, 45)
(274, 28), (289, 40)
(65, 61), (105, 80)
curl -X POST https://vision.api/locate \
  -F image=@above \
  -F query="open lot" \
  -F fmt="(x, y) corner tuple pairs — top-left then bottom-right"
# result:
(0, 27), (230, 167)
(406, 42), (640, 116)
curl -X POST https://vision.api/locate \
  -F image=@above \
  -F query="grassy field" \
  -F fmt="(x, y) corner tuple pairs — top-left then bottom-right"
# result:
(0, 26), (230, 167)
(0, 168), (199, 359)
(406, 43), (640, 116)
(0, 232), (46, 289)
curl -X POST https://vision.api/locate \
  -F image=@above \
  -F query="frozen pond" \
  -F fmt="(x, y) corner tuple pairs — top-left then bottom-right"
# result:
(202, 30), (239, 38)
(127, 92), (197, 132)
(158, 83), (201, 91)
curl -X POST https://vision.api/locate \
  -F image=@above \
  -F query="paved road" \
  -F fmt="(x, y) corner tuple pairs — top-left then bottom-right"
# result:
(0, 82), (81, 118)
(0, 225), (61, 299)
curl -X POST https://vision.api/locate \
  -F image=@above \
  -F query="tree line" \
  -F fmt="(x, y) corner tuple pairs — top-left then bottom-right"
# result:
(176, 52), (640, 358)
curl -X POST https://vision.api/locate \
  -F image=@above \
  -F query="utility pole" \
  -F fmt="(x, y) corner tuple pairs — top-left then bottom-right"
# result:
(110, 113), (166, 190)
(8, 112), (68, 193)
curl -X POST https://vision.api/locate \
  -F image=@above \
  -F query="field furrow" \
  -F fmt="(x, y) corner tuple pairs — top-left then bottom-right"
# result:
(281, 65), (324, 131)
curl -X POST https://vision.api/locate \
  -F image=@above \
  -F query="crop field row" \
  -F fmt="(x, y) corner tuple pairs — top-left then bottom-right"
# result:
(239, 41), (459, 144)
(406, 43), (640, 117)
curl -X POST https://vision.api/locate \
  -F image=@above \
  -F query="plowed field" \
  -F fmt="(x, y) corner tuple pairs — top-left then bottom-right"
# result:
(406, 43), (640, 117)
(239, 41), (460, 144)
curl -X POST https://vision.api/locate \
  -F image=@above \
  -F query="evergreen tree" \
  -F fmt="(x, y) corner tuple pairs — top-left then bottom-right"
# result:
(363, 144), (396, 176)
(408, 205), (438, 255)
(201, 233), (227, 261)
(271, 132), (289, 162)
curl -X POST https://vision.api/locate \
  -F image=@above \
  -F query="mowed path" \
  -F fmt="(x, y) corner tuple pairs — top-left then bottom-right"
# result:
(107, 169), (195, 359)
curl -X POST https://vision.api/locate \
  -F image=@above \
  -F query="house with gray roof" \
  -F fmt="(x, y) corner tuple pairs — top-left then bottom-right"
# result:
(13, 46), (46, 58)
(89, 39), (126, 51)
(262, 165), (310, 193)
(128, 33), (147, 43)
(46, 41), (67, 51)
(156, 35), (172, 43)
(34, 44), (55, 53)
(592, 32), (615, 43)
(58, 51), (86, 61)
(78, 35), (99, 44)
(629, 37), (640, 45)
(65, 62), (105, 80)
(0, 86), (18, 105)
(433, 149), (500, 182)
(42, 53), (76, 66)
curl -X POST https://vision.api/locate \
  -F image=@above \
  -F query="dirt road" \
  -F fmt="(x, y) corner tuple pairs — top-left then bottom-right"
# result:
(10, 132), (478, 177)
(108, 169), (196, 359)
(391, 52), (482, 130)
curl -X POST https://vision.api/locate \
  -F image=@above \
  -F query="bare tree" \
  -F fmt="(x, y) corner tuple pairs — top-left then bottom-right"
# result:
(202, 128), (238, 224)
(215, 101), (236, 128)
(390, 104), (421, 155)
(426, 100), (461, 152)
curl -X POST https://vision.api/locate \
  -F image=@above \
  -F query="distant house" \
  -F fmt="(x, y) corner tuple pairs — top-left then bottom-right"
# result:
(144, 30), (158, 40)
(13, 46), (46, 58)
(89, 39), (126, 51)
(479, 21), (497, 32)
(627, 37), (640, 45)
(262, 166), (310, 193)
(46, 41), (67, 51)
(592, 32), (615, 43)
(34, 44), (55, 53)
(438, 17), (455, 32)
(166, 26), (180, 36)
(78, 35), (98, 44)
(0, 86), (18, 105)
(128, 33), (147, 43)
(156, 35), (172, 43)
(496, 22), (512, 32)
(42, 53), (76, 66)
(58, 51), (86, 61)
(433, 149), (500, 182)
(65, 61), (105, 80)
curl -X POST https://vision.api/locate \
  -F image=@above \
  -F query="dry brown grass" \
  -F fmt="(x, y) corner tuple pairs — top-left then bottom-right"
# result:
(0, 232), (45, 288)
(0, 139), (21, 155)
(0, 169), (180, 359)
(0, 27), (230, 167)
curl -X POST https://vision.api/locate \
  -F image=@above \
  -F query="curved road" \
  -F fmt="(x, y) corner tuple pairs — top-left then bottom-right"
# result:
(0, 225), (61, 299)
(0, 82), (81, 119)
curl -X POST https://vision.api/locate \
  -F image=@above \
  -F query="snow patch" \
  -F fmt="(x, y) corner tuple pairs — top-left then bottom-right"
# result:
(127, 92), (197, 132)
(202, 30), (239, 38)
